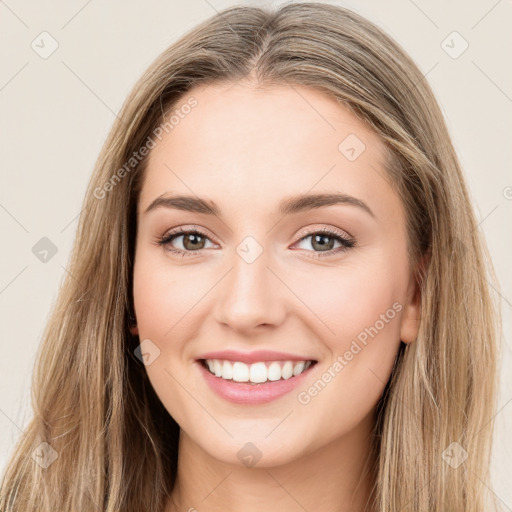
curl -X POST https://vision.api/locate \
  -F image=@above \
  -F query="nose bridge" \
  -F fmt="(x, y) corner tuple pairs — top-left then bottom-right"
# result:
(214, 235), (286, 330)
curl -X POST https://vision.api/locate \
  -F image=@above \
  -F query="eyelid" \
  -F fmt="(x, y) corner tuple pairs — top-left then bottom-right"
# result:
(295, 225), (354, 243)
(161, 225), (220, 244)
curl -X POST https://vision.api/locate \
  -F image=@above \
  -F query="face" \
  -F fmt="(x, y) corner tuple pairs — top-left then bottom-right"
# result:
(132, 81), (421, 467)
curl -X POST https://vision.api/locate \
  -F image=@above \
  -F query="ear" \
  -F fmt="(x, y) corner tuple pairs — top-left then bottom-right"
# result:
(129, 309), (139, 336)
(399, 253), (428, 344)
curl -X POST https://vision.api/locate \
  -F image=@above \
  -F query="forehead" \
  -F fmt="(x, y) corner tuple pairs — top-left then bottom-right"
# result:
(138, 81), (400, 225)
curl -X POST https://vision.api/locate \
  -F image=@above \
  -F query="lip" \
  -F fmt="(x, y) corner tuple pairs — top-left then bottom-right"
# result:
(196, 358), (318, 405)
(196, 349), (317, 365)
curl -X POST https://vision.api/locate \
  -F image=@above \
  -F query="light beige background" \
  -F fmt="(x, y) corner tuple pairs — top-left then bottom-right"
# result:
(1, 0), (511, 505)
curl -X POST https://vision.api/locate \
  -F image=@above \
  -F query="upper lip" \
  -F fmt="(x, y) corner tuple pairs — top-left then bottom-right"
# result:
(197, 350), (317, 365)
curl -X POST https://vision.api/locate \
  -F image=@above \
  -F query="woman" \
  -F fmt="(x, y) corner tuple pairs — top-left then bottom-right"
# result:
(0, 3), (503, 511)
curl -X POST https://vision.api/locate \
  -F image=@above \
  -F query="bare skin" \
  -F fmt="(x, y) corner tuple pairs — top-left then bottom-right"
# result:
(131, 80), (422, 512)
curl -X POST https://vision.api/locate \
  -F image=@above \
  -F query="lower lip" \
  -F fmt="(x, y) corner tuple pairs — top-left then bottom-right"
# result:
(196, 360), (317, 405)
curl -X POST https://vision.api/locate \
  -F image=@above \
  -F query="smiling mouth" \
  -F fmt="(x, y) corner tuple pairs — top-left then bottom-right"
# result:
(199, 358), (318, 385)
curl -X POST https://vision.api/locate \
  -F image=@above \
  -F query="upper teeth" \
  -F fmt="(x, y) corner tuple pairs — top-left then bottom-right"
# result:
(205, 359), (313, 383)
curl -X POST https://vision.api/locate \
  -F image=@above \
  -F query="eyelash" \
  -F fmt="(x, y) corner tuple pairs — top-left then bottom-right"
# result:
(156, 226), (356, 259)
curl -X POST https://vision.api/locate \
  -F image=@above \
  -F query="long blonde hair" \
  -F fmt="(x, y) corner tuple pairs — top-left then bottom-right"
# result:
(1, 3), (503, 511)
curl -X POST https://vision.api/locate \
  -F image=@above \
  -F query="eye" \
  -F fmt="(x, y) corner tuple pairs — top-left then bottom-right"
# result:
(293, 227), (355, 258)
(157, 226), (216, 257)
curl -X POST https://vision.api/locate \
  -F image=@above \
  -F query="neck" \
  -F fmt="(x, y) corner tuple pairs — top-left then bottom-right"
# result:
(165, 409), (377, 512)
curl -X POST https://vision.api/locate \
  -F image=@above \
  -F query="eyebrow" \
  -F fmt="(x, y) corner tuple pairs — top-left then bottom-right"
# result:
(143, 192), (375, 219)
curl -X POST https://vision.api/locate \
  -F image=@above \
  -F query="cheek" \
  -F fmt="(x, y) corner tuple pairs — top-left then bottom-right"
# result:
(132, 249), (199, 341)
(288, 256), (404, 349)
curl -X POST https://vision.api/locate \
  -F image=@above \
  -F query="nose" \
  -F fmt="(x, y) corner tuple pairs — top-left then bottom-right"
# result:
(213, 245), (288, 334)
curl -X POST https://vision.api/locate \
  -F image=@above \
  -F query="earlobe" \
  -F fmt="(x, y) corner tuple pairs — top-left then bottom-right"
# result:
(399, 286), (421, 344)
